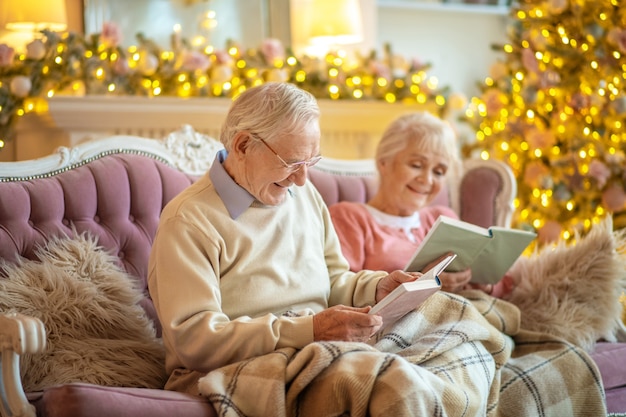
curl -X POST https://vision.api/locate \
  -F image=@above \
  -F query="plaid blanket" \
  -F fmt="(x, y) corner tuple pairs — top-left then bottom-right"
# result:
(198, 290), (606, 417)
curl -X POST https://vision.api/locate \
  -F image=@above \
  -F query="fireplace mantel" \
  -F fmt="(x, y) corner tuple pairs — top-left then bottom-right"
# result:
(45, 95), (437, 160)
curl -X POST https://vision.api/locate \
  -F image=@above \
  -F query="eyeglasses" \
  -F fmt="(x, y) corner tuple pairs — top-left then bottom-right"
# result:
(252, 134), (322, 172)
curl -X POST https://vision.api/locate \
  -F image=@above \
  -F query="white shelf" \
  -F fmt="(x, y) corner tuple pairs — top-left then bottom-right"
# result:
(377, 1), (511, 16)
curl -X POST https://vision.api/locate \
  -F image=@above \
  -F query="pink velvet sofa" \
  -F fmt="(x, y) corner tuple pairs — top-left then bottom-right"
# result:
(0, 127), (624, 417)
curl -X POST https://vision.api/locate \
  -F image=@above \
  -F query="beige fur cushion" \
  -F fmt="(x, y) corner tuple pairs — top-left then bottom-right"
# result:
(505, 216), (626, 352)
(0, 234), (167, 392)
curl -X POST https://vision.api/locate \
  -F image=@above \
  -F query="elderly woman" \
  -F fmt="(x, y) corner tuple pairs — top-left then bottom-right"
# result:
(329, 112), (511, 296)
(147, 83), (604, 416)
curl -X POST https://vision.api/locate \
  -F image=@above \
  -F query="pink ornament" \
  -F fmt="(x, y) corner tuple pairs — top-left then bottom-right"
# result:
(539, 70), (560, 89)
(448, 93), (467, 111)
(390, 54), (410, 78)
(260, 38), (285, 64)
(265, 68), (288, 83)
(526, 128), (556, 150)
(602, 184), (626, 212)
(213, 49), (233, 65)
(409, 57), (424, 71)
(588, 160), (611, 189)
(210, 65), (233, 83)
(100, 21), (123, 48)
(369, 61), (391, 80)
(482, 89), (506, 116)
(521, 48), (539, 74)
(113, 58), (130, 75)
(523, 161), (550, 189)
(137, 53), (159, 76)
(538, 220), (562, 244)
(547, 0), (568, 14)
(0, 44), (15, 66)
(489, 61), (508, 80)
(568, 92), (590, 112)
(181, 51), (210, 72)
(608, 28), (626, 54)
(605, 150), (625, 166)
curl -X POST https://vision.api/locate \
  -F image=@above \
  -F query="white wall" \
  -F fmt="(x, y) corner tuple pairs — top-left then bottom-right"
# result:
(287, 1), (510, 98)
(377, 5), (509, 98)
(84, 0), (267, 51)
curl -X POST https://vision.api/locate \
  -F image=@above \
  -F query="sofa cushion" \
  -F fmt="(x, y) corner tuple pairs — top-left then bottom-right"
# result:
(590, 342), (626, 390)
(0, 233), (167, 391)
(591, 342), (626, 413)
(29, 383), (216, 417)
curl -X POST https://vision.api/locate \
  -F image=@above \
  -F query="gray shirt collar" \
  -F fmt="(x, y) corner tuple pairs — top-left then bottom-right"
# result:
(209, 149), (255, 219)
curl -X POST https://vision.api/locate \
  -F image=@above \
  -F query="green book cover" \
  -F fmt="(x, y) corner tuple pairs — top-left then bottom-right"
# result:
(404, 215), (536, 284)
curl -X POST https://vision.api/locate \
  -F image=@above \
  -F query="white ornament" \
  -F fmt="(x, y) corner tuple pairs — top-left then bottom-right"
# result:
(137, 53), (159, 76)
(10, 76), (32, 98)
(448, 93), (468, 111)
(266, 68), (288, 83)
(26, 39), (46, 60)
(210, 65), (232, 83)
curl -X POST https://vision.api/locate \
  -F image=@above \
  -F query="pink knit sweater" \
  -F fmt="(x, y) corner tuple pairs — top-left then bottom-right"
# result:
(329, 202), (457, 272)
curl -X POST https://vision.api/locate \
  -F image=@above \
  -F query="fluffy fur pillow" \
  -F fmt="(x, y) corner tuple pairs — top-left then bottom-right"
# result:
(505, 216), (626, 352)
(0, 233), (167, 392)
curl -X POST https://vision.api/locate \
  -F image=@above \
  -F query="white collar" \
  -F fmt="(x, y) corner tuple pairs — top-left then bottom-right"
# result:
(364, 204), (421, 242)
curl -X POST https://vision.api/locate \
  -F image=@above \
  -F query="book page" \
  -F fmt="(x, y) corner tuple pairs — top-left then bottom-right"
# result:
(370, 254), (455, 326)
(404, 216), (491, 273)
(403, 215), (536, 284)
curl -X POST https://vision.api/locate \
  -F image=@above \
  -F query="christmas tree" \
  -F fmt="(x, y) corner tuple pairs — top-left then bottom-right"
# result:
(462, 0), (626, 244)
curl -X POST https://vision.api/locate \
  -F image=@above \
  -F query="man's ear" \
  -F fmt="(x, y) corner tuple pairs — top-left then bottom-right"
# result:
(231, 132), (251, 158)
(376, 158), (387, 173)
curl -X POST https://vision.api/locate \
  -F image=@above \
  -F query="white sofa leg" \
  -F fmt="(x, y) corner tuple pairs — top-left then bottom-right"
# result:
(0, 314), (46, 417)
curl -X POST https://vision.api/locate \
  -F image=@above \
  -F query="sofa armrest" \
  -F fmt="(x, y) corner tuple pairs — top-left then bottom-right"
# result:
(0, 313), (46, 417)
(449, 159), (517, 228)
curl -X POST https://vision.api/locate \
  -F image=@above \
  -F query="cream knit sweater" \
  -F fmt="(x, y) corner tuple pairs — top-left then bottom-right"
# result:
(148, 172), (386, 375)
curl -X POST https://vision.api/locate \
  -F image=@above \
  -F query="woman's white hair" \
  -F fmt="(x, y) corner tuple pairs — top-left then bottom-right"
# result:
(375, 111), (461, 173)
(219, 82), (320, 150)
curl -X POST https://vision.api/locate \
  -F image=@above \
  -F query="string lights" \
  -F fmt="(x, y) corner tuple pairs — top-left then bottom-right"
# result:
(0, 24), (453, 152)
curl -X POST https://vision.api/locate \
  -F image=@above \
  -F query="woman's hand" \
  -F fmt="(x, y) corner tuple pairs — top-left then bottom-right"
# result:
(422, 252), (472, 293)
(312, 305), (383, 342)
(437, 269), (472, 293)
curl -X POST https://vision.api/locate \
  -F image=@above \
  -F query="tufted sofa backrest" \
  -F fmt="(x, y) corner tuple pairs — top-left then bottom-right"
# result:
(0, 153), (196, 331)
(307, 167), (451, 212)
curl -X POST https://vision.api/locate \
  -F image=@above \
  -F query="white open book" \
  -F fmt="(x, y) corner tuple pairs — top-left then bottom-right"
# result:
(404, 215), (536, 284)
(369, 254), (456, 326)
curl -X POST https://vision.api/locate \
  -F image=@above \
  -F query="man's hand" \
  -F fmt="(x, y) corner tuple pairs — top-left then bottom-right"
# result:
(312, 305), (383, 342)
(375, 270), (422, 303)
